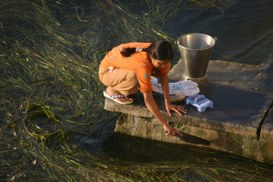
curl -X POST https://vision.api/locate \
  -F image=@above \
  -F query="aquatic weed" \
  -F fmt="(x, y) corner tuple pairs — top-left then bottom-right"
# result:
(2, 0), (268, 181)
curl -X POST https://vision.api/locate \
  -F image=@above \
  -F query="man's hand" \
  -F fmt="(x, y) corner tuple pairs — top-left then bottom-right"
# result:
(165, 104), (187, 116)
(163, 123), (183, 137)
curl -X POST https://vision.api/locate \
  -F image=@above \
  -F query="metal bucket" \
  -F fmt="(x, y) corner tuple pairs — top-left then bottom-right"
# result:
(177, 33), (216, 80)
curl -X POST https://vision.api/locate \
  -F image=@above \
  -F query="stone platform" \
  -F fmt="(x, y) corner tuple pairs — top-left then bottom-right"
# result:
(104, 59), (273, 164)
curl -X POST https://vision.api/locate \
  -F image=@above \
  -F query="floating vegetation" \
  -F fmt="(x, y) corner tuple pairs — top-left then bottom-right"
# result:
(0, 0), (272, 181)
(0, 0), (116, 180)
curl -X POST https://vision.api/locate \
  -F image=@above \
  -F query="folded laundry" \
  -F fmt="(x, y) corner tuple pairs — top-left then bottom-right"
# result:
(151, 76), (200, 100)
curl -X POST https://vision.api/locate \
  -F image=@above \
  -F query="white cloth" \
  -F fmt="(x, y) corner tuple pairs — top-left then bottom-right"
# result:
(151, 77), (200, 98)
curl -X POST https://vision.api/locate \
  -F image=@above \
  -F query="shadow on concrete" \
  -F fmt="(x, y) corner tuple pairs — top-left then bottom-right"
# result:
(263, 62), (273, 92)
(173, 83), (269, 127)
(175, 131), (211, 146)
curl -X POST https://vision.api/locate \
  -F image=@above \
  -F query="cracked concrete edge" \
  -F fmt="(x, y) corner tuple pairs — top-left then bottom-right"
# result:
(168, 59), (273, 136)
(104, 59), (273, 138)
(104, 98), (261, 138)
(114, 114), (269, 163)
(105, 93), (273, 140)
(104, 99), (153, 118)
(260, 102), (273, 137)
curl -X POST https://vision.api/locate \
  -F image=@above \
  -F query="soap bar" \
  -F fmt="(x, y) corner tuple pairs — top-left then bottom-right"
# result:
(186, 94), (214, 112)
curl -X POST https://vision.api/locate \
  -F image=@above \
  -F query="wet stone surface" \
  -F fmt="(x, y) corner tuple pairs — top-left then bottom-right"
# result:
(104, 60), (273, 163)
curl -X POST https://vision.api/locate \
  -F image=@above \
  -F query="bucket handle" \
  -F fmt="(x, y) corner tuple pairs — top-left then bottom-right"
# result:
(176, 36), (218, 45)
(175, 39), (186, 46)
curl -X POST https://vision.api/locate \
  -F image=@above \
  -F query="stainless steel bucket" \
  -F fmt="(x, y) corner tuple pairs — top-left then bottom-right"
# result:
(177, 33), (216, 79)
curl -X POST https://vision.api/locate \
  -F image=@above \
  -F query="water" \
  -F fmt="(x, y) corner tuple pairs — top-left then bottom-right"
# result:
(102, 133), (273, 181)
(163, 0), (273, 64)
(1, 0), (273, 181)
(96, 1), (273, 181)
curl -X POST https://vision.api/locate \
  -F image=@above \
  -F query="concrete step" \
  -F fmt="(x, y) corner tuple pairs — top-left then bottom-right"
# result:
(104, 60), (273, 164)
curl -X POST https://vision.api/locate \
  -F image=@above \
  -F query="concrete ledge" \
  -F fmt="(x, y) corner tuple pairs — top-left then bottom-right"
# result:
(104, 60), (273, 164)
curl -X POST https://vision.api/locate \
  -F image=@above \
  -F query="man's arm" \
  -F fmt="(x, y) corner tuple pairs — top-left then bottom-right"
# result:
(143, 92), (174, 133)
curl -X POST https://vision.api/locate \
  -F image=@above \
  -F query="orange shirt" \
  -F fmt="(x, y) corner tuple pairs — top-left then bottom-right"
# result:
(100, 42), (170, 93)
